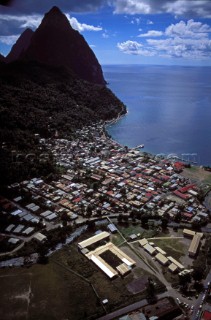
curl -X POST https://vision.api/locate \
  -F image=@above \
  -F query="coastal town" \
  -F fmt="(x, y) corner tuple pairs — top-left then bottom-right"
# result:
(0, 123), (211, 320)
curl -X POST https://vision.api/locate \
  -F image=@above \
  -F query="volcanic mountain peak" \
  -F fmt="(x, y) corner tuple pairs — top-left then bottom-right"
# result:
(22, 6), (106, 85)
(47, 6), (63, 15)
(40, 5), (71, 30)
(6, 28), (34, 63)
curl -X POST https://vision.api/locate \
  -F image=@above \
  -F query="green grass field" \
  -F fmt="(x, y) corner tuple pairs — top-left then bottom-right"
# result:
(117, 224), (159, 240)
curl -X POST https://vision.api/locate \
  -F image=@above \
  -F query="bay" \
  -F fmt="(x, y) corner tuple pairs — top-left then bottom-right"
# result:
(103, 65), (211, 166)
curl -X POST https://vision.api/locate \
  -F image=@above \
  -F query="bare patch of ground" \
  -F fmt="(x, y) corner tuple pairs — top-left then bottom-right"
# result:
(181, 167), (211, 186)
(127, 276), (148, 294)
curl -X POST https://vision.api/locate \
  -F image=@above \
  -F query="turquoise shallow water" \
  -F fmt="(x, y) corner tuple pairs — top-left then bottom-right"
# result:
(103, 65), (211, 166)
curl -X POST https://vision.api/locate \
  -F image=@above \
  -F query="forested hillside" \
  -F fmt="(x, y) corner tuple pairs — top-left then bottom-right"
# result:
(0, 61), (126, 185)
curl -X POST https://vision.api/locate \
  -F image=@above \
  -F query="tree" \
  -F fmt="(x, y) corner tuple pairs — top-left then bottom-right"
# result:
(86, 204), (93, 217)
(92, 182), (99, 191)
(146, 277), (155, 298)
(192, 261), (205, 281)
(118, 213), (123, 223)
(141, 214), (149, 227)
(123, 215), (129, 224)
(87, 220), (96, 231)
(174, 212), (181, 223)
(191, 220), (202, 231)
(179, 273), (191, 288)
(197, 189), (206, 202)
(120, 187), (126, 195)
(37, 244), (49, 264)
(62, 219), (68, 227)
(161, 217), (168, 230)
(96, 208), (102, 216)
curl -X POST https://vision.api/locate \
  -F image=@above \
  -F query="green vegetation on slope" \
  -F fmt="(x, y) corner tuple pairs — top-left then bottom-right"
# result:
(0, 61), (126, 185)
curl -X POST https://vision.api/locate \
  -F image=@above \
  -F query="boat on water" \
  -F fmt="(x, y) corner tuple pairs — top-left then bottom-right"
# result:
(133, 144), (145, 150)
(136, 144), (144, 149)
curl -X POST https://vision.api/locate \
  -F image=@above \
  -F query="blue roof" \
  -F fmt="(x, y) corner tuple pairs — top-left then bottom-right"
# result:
(107, 223), (117, 232)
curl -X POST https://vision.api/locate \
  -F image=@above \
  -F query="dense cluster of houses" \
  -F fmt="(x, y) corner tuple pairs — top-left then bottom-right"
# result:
(0, 124), (210, 254)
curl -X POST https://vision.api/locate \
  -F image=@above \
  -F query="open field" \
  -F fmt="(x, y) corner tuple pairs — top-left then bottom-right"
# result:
(182, 167), (211, 186)
(182, 166), (211, 211)
(0, 260), (102, 320)
(151, 238), (187, 261)
(110, 233), (125, 246)
(117, 224), (159, 240)
(0, 240), (165, 320)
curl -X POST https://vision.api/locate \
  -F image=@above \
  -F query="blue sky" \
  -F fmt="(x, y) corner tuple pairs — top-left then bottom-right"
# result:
(0, 0), (211, 65)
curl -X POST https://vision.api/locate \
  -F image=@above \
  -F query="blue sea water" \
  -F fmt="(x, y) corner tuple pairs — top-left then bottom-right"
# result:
(103, 65), (211, 166)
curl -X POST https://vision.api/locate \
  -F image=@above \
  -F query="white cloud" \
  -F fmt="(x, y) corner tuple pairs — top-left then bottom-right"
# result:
(163, 0), (211, 18)
(147, 19), (153, 25)
(102, 32), (109, 38)
(117, 40), (142, 54)
(146, 20), (211, 59)
(111, 0), (211, 18)
(113, 0), (151, 14)
(19, 16), (42, 29)
(138, 30), (163, 37)
(118, 19), (211, 60)
(166, 19), (211, 38)
(0, 14), (42, 29)
(0, 13), (102, 34)
(117, 40), (155, 56)
(147, 37), (211, 59)
(131, 17), (141, 25)
(0, 35), (19, 45)
(66, 15), (102, 32)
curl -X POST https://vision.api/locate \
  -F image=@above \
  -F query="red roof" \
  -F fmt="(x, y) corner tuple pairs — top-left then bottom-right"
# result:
(145, 192), (153, 199)
(202, 310), (211, 320)
(73, 197), (81, 203)
(136, 173), (143, 178)
(173, 190), (190, 200)
(174, 162), (184, 169)
(152, 178), (162, 185)
(178, 184), (196, 193)
(160, 175), (170, 181)
(182, 212), (193, 219)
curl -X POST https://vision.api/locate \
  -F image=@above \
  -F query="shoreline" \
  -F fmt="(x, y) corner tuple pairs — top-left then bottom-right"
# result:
(0, 111), (211, 264)
(104, 113), (210, 168)
(104, 110), (211, 212)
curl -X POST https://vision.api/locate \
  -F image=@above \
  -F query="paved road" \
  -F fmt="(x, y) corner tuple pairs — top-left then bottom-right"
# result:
(191, 271), (211, 320)
(105, 217), (196, 318)
(97, 298), (148, 320)
(97, 292), (171, 320)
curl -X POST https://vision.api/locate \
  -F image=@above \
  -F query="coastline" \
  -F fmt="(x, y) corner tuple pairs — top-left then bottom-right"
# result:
(103, 105), (127, 146)
(105, 110), (211, 214)
(0, 109), (211, 264)
(104, 65), (211, 167)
